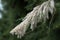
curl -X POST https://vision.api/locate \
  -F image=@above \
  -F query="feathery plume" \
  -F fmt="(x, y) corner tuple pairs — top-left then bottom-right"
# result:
(10, 0), (55, 38)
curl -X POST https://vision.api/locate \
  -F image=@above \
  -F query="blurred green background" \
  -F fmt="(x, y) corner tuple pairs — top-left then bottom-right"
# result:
(0, 0), (60, 40)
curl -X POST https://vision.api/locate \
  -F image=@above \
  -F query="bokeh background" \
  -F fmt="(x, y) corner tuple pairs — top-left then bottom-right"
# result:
(0, 0), (60, 40)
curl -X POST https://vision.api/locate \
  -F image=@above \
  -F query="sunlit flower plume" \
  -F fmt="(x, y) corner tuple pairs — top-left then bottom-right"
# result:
(10, 0), (55, 38)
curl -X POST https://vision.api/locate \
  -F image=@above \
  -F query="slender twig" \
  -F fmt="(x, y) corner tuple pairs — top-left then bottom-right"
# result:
(48, 8), (56, 39)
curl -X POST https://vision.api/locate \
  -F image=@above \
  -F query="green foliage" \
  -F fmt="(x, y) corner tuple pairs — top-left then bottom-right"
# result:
(0, 0), (60, 40)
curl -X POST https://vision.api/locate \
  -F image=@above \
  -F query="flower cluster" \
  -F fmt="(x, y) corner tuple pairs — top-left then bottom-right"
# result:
(10, 0), (55, 38)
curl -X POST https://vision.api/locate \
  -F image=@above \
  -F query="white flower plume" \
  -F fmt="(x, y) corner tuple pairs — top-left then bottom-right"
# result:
(10, 0), (55, 38)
